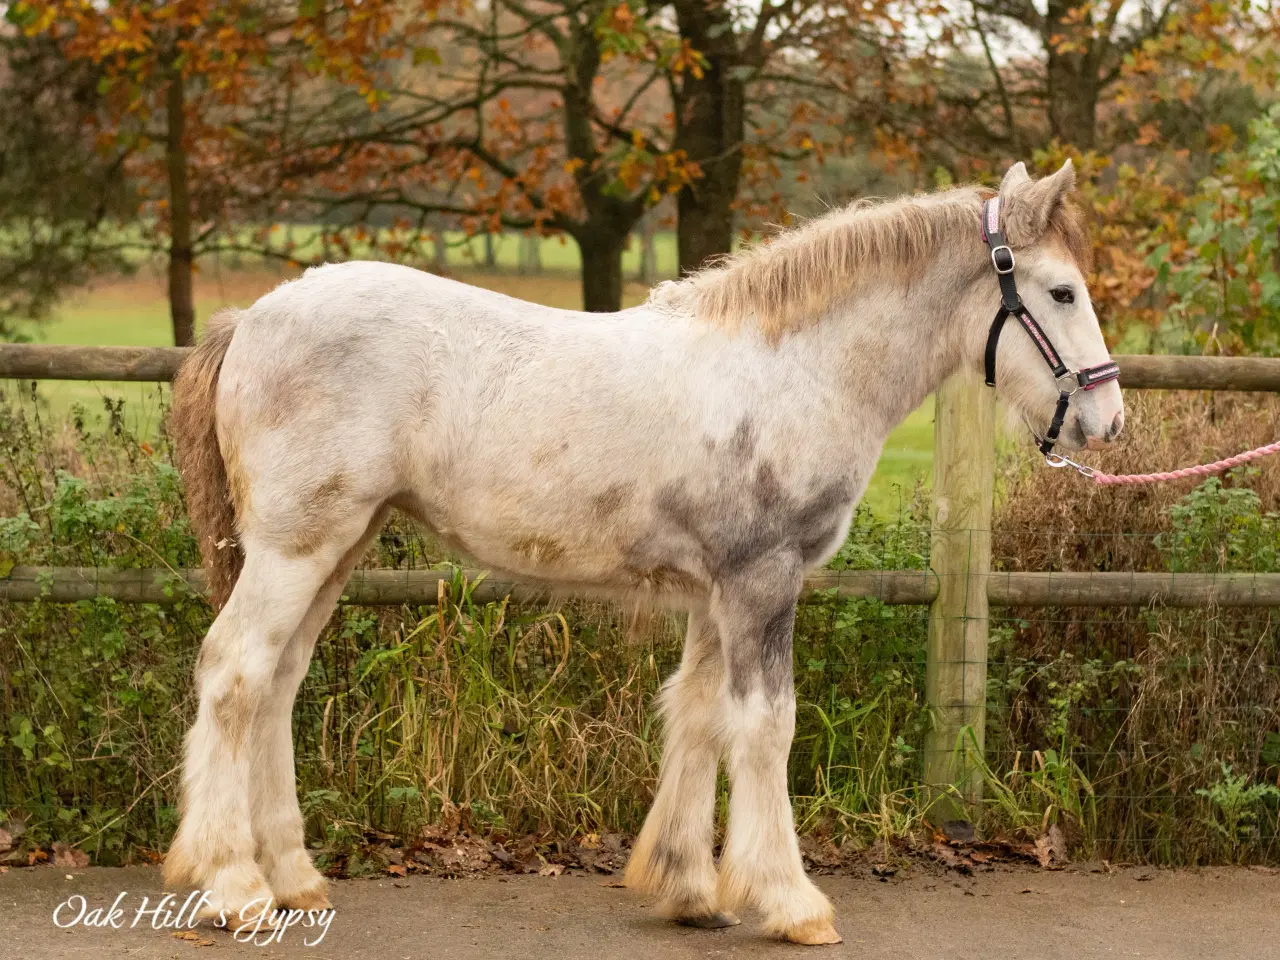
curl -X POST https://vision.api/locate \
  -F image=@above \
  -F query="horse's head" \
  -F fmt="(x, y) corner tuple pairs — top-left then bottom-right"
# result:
(977, 160), (1124, 452)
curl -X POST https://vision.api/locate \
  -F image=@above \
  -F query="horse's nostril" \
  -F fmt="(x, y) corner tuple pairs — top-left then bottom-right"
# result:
(1108, 411), (1125, 441)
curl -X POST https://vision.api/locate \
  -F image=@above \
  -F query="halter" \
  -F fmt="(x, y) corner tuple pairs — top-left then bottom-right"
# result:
(980, 196), (1120, 458)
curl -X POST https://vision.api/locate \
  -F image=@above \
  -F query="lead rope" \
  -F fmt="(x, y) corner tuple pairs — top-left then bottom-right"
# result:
(1047, 439), (1280, 485)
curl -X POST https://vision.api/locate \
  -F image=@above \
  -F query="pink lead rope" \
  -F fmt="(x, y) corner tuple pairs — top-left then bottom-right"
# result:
(1047, 440), (1280, 485)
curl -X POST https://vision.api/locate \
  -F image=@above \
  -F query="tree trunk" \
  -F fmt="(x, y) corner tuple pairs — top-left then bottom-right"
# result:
(519, 233), (541, 274)
(1043, 1), (1100, 149)
(577, 230), (625, 312)
(483, 231), (497, 269)
(673, 0), (746, 275)
(432, 224), (448, 272)
(165, 68), (196, 347)
(561, 13), (643, 313)
(1045, 55), (1098, 148)
(639, 212), (657, 285)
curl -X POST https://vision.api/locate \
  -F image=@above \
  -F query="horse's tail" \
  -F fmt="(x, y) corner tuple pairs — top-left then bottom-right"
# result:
(171, 309), (243, 610)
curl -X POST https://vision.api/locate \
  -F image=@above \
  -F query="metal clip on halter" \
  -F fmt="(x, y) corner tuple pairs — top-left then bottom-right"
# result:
(978, 196), (1121, 458)
(1044, 453), (1096, 477)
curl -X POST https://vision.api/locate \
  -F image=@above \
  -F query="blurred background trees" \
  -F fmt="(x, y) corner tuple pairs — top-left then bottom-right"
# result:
(1, 0), (1278, 344)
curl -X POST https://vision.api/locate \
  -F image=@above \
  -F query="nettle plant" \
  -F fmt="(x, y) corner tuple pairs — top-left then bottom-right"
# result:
(1157, 472), (1280, 574)
(1149, 104), (1280, 355)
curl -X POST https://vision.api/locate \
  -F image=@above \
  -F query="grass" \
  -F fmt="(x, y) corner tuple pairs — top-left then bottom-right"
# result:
(9, 262), (934, 514)
(3, 325), (1279, 868)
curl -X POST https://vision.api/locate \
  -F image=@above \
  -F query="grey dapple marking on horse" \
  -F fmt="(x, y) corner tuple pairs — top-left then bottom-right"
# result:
(164, 160), (1123, 943)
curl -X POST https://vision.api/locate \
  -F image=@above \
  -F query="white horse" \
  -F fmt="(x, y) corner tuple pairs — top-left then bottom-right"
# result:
(164, 161), (1123, 944)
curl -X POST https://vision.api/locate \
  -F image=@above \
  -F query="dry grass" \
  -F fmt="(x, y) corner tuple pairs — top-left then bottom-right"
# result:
(985, 390), (1280, 863)
(995, 390), (1280, 572)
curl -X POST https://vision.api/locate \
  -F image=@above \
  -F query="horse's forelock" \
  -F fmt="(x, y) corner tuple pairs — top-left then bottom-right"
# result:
(1046, 200), (1093, 276)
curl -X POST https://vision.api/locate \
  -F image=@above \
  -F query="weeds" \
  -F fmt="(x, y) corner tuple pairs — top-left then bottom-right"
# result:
(1, 386), (1279, 867)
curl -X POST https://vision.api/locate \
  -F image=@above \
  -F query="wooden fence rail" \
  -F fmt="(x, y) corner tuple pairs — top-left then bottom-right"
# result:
(4, 342), (1280, 819)
(4, 565), (1280, 608)
(6, 345), (1280, 391)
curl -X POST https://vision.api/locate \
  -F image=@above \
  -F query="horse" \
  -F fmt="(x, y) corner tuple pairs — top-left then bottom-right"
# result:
(163, 160), (1124, 944)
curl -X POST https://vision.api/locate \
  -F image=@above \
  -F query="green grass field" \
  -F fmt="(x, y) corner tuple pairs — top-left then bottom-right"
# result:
(9, 260), (933, 514)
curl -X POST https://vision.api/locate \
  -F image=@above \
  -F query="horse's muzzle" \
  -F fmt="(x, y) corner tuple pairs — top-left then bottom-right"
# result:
(1085, 411), (1125, 450)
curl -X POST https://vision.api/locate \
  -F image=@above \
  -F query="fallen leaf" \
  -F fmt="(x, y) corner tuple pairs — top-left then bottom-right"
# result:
(171, 930), (215, 947)
(53, 843), (90, 869)
(1046, 825), (1069, 864)
(386, 863), (407, 877)
(0, 829), (11, 854)
(1033, 834), (1051, 868)
(27, 849), (48, 866)
(599, 880), (626, 888)
(539, 863), (565, 877)
(927, 842), (972, 873)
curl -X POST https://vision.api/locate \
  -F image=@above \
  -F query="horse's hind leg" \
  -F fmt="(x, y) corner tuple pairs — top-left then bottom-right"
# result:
(165, 507), (381, 923)
(625, 609), (735, 927)
(250, 506), (391, 909)
(712, 556), (840, 945)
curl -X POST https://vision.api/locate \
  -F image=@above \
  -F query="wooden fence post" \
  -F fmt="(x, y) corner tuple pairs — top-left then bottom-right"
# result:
(923, 371), (995, 820)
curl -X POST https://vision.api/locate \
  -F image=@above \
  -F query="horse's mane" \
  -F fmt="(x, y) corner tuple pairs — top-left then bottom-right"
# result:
(649, 186), (1090, 342)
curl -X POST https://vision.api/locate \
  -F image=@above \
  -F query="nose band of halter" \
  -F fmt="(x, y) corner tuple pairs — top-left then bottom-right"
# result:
(979, 196), (1121, 457)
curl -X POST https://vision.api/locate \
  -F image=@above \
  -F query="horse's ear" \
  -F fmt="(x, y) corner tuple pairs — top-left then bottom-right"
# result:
(999, 159), (1075, 246)
(999, 162), (1031, 192)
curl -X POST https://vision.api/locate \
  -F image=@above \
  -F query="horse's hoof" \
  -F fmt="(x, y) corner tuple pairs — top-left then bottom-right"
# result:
(275, 883), (332, 911)
(783, 918), (842, 945)
(676, 911), (741, 929)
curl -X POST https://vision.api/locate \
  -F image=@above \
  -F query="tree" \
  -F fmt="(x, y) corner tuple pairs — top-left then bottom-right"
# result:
(0, 29), (132, 336)
(666, 0), (835, 273)
(816, 0), (1273, 176)
(273, 0), (701, 312)
(17, 0), (424, 343)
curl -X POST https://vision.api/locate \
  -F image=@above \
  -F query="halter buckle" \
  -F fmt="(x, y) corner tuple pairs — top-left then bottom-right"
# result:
(1055, 371), (1081, 397)
(990, 245), (1015, 274)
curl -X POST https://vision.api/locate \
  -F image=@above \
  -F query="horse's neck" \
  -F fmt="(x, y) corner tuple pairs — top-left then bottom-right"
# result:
(815, 271), (976, 442)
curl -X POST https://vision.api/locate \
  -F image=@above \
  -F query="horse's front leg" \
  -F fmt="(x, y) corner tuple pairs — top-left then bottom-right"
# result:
(625, 608), (736, 927)
(713, 554), (841, 945)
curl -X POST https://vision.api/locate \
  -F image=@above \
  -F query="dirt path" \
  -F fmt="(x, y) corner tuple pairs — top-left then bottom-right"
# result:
(2, 864), (1277, 960)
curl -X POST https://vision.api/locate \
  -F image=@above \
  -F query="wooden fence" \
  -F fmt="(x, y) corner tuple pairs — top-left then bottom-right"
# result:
(3, 345), (1279, 816)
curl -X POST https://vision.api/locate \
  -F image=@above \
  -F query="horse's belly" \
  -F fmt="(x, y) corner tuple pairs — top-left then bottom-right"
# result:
(418, 478), (707, 597)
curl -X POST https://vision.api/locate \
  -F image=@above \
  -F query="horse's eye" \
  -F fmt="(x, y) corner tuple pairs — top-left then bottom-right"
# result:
(1051, 286), (1075, 305)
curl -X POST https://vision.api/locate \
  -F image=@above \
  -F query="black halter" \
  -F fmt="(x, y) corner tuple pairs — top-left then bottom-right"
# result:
(979, 197), (1120, 456)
